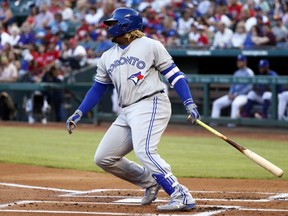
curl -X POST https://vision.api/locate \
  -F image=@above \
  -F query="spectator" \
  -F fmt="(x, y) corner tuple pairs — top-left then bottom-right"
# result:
(188, 23), (200, 46)
(211, 21), (233, 48)
(252, 23), (277, 46)
(177, 8), (195, 45)
(33, 4), (54, 35)
(231, 21), (247, 48)
(227, 0), (243, 22)
(61, 37), (87, 70)
(7, 24), (21, 47)
(278, 91), (288, 121)
(61, 0), (75, 21)
(0, 55), (18, 82)
(245, 6), (269, 32)
(196, 25), (209, 46)
(84, 5), (103, 26)
(74, 0), (88, 21)
(24, 4), (39, 26)
(50, 13), (68, 35)
(18, 22), (36, 49)
(0, 22), (10, 46)
(271, 16), (288, 46)
(243, 59), (282, 119)
(211, 55), (254, 127)
(208, 3), (232, 29)
(0, 1), (14, 28)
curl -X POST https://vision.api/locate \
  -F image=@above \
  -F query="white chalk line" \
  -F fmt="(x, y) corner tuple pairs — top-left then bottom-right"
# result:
(1, 200), (288, 216)
(0, 182), (80, 193)
(1, 182), (288, 216)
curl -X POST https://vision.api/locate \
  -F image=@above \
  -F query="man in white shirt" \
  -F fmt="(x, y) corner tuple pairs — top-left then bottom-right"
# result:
(66, 37), (87, 69)
(212, 21), (233, 48)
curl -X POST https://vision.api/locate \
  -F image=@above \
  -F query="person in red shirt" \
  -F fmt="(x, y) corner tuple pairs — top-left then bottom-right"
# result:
(197, 25), (209, 46)
(228, 0), (243, 22)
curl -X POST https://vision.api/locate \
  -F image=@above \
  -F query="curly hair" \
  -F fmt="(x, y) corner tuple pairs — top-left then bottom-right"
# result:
(123, 30), (145, 42)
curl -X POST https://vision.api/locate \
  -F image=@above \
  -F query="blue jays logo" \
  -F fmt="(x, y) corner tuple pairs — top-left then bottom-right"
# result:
(128, 72), (144, 85)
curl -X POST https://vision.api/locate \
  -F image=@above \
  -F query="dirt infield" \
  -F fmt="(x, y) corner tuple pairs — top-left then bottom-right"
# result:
(0, 122), (288, 215)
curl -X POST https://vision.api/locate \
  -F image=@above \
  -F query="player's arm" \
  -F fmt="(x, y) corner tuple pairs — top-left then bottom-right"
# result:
(161, 64), (200, 124)
(66, 81), (110, 134)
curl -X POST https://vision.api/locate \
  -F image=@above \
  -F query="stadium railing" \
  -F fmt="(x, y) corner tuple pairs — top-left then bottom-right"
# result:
(0, 75), (287, 127)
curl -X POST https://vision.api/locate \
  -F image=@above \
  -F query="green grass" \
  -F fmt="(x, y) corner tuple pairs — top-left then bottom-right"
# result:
(0, 126), (287, 180)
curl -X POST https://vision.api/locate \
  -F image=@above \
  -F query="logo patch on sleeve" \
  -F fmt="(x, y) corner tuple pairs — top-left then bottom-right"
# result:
(128, 72), (144, 85)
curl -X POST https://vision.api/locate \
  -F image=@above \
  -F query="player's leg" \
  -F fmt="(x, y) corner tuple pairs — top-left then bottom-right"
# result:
(230, 94), (248, 119)
(278, 91), (288, 120)
(127, 94), (195, 211)
(262, 91), (272, 118)
(244, 90), (262, 117)
(94, 113), (155, 188)
(211, 95), (231, 118)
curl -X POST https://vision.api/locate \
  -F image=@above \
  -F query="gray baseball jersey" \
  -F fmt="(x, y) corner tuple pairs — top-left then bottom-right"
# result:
(95, 36), (178, 107)
(94, 36), (183, 189)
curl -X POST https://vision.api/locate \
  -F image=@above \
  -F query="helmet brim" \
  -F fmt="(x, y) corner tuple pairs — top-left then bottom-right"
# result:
(103, 19), (118, 26)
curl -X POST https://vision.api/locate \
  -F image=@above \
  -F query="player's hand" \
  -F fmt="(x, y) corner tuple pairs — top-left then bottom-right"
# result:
(66, 109), (83, 134)
(186, 102), (201, 124)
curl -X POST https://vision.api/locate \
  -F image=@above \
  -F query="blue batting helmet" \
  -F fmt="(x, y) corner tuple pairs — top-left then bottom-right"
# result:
(103, 7), (143, 37)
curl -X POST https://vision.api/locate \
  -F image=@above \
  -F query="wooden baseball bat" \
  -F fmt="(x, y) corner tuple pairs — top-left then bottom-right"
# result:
(194, 119), (284, 177)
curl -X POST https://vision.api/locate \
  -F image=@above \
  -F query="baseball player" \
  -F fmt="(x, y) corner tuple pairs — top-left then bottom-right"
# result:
(66, 7), (200, 212)
(244, 59), (282, 119)
(211, 54), (254, 127)
(278, 91), (288, 121)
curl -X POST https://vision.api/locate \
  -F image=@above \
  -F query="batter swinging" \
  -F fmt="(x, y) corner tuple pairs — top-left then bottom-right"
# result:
(66, 7), (200, 212)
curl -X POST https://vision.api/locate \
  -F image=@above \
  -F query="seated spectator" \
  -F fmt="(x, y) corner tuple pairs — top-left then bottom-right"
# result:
(196, 25), (210, 46)
(60, 37), (87, 70)
(0, 55), (18, 82)
(18, 22), (36, 49)
(0, 1), (14, 29)
(243, 59), (282, 119)
(227, 0), (243, 22)
(7, 24), (21, 47)
(33, 3), (54, 37)
(211, 55), (254, 127)
(271, 16), (288, 46)
(231, 21), (247, 48)
(25, 4), (39, 27)
(84, 5), (103, 26)
(50, 13), (68, 35)
(278, 90), (288, 121)
(188, 23), (200, 46)
(208, 3), (232, 29)
(211, 21), (233, 49)
(177, 8), (195, 45)
(252, 23), (277, 46)
(245, 6), (269, 32)
(61, 0), (75, 21)
(0, 22), (10, 46)
(243, 25), (259, 48)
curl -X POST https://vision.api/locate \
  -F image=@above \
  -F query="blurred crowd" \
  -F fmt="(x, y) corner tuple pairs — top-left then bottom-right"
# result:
(0, 0), (287, 123)
(0, 0), (288, 83)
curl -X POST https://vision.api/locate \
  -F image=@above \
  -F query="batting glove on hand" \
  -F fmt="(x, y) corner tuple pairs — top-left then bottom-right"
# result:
(66, 109), (83, 134)
(186, 102), (200, 124)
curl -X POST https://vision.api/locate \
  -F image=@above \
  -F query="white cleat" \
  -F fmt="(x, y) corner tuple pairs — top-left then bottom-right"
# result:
(141, 184), (161, 205)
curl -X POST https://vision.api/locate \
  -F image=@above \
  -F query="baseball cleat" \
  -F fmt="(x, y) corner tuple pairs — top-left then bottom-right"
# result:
(141, 184), (161, 205)
(156, 201), (196, 211)
(157, 185), (196, 211)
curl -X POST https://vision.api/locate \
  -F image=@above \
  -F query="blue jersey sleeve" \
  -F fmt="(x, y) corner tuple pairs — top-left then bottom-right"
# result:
(78, 81), (110, 115)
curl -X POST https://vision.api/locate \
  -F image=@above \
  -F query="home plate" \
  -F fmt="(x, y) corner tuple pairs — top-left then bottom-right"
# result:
(114, 198), (167, 203)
